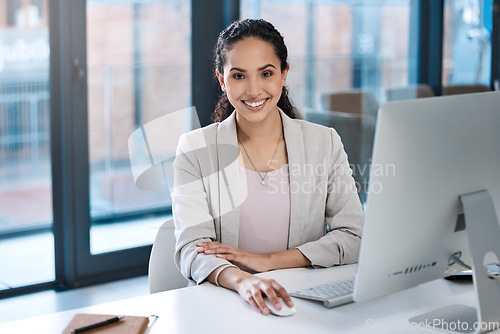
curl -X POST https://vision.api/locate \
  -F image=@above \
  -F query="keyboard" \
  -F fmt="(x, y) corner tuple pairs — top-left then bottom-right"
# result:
(289, 277), (355, 308)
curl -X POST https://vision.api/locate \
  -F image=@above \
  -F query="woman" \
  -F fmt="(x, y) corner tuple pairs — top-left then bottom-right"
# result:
(172, 19), (363, 315)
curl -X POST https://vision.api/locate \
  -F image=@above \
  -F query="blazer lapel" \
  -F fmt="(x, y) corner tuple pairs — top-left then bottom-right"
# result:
(281, 110), (308, 248)
(216, 112), (240, 247)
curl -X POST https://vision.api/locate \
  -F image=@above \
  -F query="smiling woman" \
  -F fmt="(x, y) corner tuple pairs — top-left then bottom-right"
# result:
(211, 19), (299, 124)
(216, 38), (287, 127)
(172, 18), (363, 317)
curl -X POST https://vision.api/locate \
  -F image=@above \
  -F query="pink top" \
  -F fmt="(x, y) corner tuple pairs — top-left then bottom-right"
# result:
(238, 164), (291, 253)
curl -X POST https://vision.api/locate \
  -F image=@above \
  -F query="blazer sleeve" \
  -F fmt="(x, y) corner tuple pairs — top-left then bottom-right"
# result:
(171, 132), (233, 285)
(296, 128), (364, 267)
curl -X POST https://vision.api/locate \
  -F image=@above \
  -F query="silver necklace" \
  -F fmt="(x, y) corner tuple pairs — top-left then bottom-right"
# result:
(238, 131), (282, 186)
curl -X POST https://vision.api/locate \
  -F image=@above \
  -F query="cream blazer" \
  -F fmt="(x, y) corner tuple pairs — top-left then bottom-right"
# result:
(172, 109), (364, 285)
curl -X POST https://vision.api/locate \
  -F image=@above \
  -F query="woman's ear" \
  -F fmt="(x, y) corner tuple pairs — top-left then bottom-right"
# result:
(281, 64), (290, 86)
(216, 70), (226, 92)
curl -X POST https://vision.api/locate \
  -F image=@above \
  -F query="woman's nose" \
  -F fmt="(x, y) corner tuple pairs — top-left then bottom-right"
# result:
(245, 77), (261, 97)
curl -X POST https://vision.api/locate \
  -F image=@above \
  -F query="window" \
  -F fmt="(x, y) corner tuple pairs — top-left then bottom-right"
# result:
(2, 0), (48, 28)
(442, 0), (492, 86)
(240, 0), (412, 109)
(86, 0), (191, 254)
(0, 0), (53, 290)
(241, 0), (412, 204)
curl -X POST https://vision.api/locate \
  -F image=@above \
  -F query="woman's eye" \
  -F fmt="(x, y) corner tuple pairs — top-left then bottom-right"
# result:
(262, 71), (272, 77)
(233, 73), (244, 80)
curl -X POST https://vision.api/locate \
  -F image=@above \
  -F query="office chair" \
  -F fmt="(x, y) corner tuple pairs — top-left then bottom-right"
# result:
(384, 84), (435, 102)
(305, 109), (375, 204)
(149, 218), (188, 293)
(442, 84), (491, 95)
(318, 89), (379, 117)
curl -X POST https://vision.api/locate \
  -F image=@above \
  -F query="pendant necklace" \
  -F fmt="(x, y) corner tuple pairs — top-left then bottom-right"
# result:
(238, 131), (282, 186)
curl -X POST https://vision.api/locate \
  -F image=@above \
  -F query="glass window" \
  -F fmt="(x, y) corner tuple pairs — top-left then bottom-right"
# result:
(3, 0), (47, 28)
(241, 0), (411, 204)
(86, 0), (191, 254)
(442, 0), (492, 87)
(0, 0), (54, 290)
(240, 0), (411, 109)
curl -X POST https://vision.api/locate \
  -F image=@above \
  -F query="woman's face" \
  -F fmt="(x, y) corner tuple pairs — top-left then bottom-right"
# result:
(216, 37), (288, 125)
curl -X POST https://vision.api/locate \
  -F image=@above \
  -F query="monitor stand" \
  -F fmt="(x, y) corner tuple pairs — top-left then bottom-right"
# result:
(410, 190), (500, 334)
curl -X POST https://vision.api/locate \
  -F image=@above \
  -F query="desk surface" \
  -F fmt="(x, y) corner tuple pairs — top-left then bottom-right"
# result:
(0, 264), (494, 334)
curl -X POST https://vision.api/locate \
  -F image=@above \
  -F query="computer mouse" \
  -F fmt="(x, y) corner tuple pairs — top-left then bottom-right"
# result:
(264, 298), (296, 316)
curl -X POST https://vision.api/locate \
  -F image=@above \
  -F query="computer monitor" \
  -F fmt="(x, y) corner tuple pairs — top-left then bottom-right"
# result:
(353, 91), (500, 332)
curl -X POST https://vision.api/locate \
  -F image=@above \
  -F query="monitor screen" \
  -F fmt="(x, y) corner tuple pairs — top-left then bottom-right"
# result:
(353, 91), (500, 329)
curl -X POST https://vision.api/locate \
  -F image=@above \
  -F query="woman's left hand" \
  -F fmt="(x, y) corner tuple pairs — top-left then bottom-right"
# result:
(197, 241), (272, 272)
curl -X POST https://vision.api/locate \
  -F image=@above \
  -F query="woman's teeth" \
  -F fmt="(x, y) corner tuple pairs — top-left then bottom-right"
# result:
(244, 99), (266, 107)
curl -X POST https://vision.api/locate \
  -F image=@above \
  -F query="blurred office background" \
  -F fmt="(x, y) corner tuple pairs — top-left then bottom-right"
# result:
(0, 0), (499, 306)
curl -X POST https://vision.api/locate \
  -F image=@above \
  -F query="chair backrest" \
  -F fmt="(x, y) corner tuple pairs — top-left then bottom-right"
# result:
(443, 84), (491, 95)
(384, 84), (435, 102)
(305, 109), (376, 203)
(318, 90), (379, 117)
(149, 218), (188, 293)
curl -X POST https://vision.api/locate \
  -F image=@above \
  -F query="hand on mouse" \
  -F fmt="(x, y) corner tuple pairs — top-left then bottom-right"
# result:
(264, 297), (296, 316)
(210, 266), (294, 315)
(233, 273), (294, 315)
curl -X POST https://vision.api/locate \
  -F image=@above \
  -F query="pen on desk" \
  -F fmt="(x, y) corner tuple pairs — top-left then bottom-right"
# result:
(70, 315), (123, 333)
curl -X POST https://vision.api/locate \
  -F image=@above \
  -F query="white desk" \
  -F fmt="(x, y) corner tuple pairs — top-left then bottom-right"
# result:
(0, 265), (494, 333)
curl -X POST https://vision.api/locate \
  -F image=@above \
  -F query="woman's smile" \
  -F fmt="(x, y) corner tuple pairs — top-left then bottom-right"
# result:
(243, 98), (269, 110)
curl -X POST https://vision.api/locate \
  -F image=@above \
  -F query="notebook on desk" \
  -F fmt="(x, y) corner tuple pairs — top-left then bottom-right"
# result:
(61, 313), (149, 334)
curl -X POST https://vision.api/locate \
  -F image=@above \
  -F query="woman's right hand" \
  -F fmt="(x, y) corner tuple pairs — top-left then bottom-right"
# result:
(236, 275), (294, 315)
(216, 267), (294, 315)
